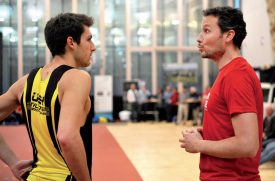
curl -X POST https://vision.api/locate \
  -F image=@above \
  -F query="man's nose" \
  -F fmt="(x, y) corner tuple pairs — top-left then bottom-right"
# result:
(197, 32), (203, 43)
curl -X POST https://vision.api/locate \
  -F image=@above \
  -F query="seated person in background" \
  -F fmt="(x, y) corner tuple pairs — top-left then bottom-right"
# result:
(176, 85), (189, 125)
(138, 85), (151, 104)
(138, 84), (151, 121)
(262, 104), (275, 149)
(260, 139), (275, 165)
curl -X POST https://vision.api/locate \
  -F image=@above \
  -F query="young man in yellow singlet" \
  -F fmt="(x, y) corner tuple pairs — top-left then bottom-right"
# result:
(0, 13), (96, 181)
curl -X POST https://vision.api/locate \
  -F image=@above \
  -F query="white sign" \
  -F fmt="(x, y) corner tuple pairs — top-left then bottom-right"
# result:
(94, 75), (113, 113)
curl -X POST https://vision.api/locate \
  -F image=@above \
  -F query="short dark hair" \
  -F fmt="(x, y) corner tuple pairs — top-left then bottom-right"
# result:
(44, 13), (94, 57)
(203, 6), (247, 49)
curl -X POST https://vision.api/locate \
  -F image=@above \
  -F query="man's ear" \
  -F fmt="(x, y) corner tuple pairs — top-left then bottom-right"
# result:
(225, 30), (235, 42)
(66, 36), (75, 49)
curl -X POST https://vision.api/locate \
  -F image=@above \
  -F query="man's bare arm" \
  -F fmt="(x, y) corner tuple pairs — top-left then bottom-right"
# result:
(57, 70), (91, 181)
(0, 75), (27, 121)
(0, 135), (33, 181)
(181, 112), (259, 158)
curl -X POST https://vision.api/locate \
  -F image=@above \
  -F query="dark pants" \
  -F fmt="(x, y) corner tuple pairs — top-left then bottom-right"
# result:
(129, 102), (139, 121)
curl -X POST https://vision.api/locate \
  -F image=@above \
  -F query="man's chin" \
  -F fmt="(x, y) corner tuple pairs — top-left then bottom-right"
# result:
(201, 54), (209, 58)
(84, 61), (91, 67)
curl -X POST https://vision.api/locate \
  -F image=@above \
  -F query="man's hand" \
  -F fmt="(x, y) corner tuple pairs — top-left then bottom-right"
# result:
(179, 128), (203, 153)
(11, 160), (33, 181)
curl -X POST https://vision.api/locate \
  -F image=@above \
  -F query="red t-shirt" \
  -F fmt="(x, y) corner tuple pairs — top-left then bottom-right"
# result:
(200, 57), (263, 181)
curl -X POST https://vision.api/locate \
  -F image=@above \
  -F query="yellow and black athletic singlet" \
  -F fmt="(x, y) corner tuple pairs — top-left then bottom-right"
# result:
(20, 65), (92, 181)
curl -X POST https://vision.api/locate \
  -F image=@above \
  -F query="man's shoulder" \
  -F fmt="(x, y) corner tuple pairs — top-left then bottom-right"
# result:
(61, 69), (91, 81)
(59, 69), (91, 90)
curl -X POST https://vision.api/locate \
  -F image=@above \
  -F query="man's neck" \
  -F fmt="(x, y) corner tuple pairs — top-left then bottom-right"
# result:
(215, 48), (241, 69)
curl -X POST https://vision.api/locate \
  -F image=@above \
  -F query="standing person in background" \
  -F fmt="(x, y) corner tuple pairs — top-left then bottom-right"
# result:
(138, 84), (151, 105)
(179, 7), (263, 181)
(138, 84), (151, 121)
(156, 87), (166, 121)
(0, 13), (95, 180)
(176, 85), (189, 125)
(156, 87), (164, 106)
(127, 83), (140, 122)
(169, 87), (179, 122)
(163, 85), (172, 121)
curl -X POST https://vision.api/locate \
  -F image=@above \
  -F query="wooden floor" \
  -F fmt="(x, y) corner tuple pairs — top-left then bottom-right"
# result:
(107, 121), (275, 181)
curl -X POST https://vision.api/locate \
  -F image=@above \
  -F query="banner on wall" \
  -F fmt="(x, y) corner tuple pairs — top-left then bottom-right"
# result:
(163, 62), (198, 83)
(94, 75), (113, 122)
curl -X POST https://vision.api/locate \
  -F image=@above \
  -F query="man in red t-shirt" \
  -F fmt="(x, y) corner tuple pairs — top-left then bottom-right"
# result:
(179, 6), (263, 181)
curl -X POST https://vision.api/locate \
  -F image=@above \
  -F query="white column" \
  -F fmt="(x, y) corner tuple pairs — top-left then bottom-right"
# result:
(152, 0), (157, 94)
(178, 0), (183, 64)
(202, 0), (209, 89)
(99, 0), (106, 75)
(17, 0), (23, 78)
(45, 0), (51, 64)
(125, 0), (131, 80)
(72, 0), (77, 13)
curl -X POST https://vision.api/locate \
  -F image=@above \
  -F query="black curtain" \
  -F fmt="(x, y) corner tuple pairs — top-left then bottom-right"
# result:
(260, 66), (275, 83)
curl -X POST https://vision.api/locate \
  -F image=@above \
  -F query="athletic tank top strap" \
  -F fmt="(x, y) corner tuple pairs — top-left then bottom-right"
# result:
(44, 65), (73, 107)
(21, 67), (41, 166)
(44, 65), (73, 157)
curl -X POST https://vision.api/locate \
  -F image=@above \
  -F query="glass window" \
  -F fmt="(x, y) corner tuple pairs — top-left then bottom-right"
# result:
(208, 61), (218, 86)
(131, 52), (152, 91)
(51, 0), (72, 17)
(0, 0), (233, 96)
(104, 0), (126, 96)
(208, 0), (229, 7)
(22, 0), (45, 74)
(157, 52), (177, 90)
(183, 52), (202, 92)
(0, 0), (18, 92)
(106, 47), (126, 96)
(105, 0), (126, 46)
(78, 0), (100, 95)
(183, 0), (202, 46)
(130, 0), (152, 46)
(83, 49), (100, 96)
(157, 0), (178, 46)
(78, 0), (100, 49)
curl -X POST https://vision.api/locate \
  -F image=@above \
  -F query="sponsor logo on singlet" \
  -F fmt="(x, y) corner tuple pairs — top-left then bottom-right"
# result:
(26, 92), (50, 116)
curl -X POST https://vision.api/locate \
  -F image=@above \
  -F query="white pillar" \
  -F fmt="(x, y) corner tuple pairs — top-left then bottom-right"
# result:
(99, 0), (106, 75)
(125, 0), (131, 80)
(152, 0), (157, 94)
(45, 0), (51, 64)
(17, 0), (23, 78)
(72, 0), (77, 13)
(202, 0), (209, 89)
